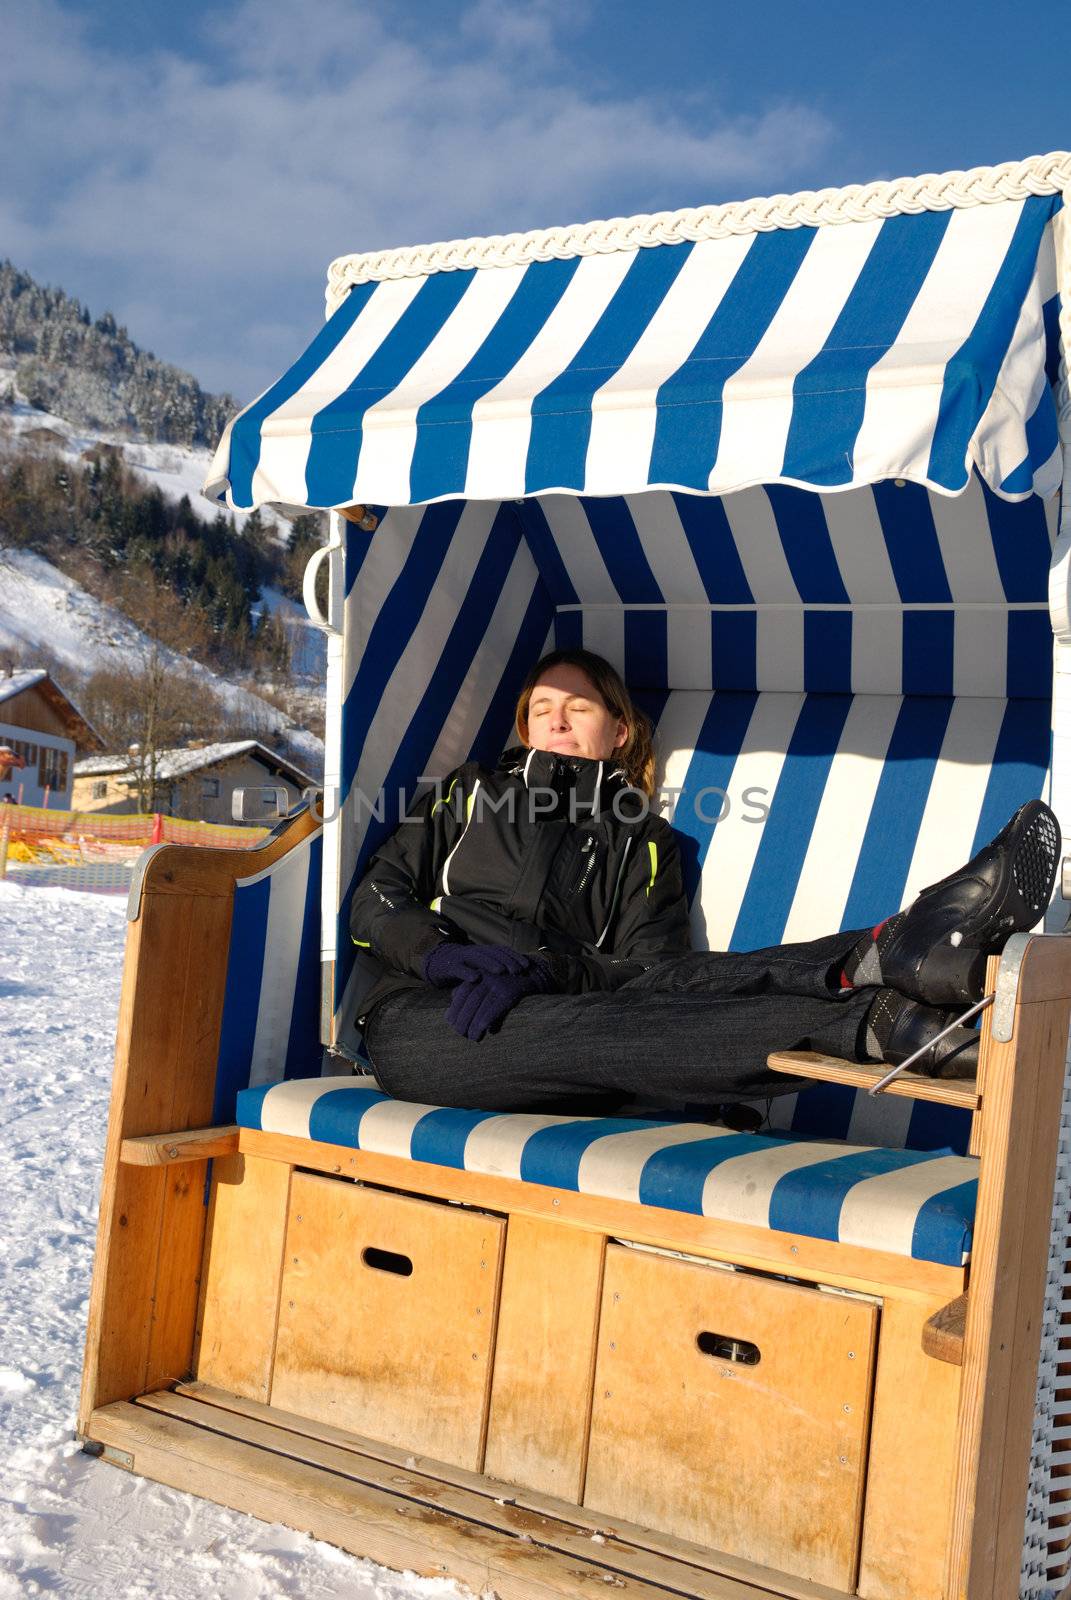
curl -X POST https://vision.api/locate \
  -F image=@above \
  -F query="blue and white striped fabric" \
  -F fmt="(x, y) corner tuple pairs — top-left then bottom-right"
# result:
(528, 479), (1057, 696)
(330, 477), (1055, 1051)
(212, 826), (325, 1122)
(653, 691), (1051, 953)
(206, 194), (1063, 511)
(236, 1078), (978, 1268)
(758, 1078), (972, 1155)
(200, 187), (1065, 1163)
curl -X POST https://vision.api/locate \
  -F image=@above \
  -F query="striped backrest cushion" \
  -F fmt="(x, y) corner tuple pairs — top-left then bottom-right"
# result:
(212, 826), (324, 1122)
(616, 691), (1050, 1154)
(648, 691), (1051, 952)
(529, 479), (1056, 695)
(761, 1080), (972, 1154)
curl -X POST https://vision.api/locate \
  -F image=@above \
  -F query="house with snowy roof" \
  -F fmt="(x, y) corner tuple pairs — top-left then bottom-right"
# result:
(72, 739), (315, 824)
(0, 668), (103, 807)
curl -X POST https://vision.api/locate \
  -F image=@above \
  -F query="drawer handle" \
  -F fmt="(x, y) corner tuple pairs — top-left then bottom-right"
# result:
(696, 1330), (761, 1366)
(361, 1246), (413, 1277)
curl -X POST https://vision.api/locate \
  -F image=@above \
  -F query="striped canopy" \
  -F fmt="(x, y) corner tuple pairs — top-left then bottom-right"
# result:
(198, 165), (1068, 1074)
(206, 192), (1063, 512)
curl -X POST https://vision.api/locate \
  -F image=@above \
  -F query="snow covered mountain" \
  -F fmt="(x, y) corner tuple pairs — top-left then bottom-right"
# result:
(0, 263), (328, 769)
(0, 373), (325, 773)
(0, 360), (269, 538)
(0, 260), (233, 448)
(1, 370), (328, 684)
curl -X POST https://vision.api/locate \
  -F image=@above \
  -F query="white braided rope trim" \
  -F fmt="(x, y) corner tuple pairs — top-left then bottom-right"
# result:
(327, 149), (1071, 310)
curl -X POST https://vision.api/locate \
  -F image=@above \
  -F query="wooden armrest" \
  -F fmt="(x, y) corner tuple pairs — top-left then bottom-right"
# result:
(119, 1126), (239, 1166)
(922, 1293), (967, 1365)
(128, 802), (322, 913)
(766, 1050), (979, 1109)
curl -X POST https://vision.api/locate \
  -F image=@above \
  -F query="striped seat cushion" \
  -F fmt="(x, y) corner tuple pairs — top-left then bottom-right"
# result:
(237, 1078), (978, 1268)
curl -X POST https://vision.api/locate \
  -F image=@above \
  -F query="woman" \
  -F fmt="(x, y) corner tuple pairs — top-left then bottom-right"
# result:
(351, 649), (1060, 1114)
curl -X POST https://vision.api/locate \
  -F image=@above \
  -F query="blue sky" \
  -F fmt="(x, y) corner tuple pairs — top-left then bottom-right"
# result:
(5, 0), (1069, 404)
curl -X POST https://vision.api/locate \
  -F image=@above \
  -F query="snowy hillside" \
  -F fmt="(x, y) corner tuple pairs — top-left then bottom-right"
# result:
(0, 367), (243, 529)
(0, 545), (324, 776)
(0, 369), (327, 690)
(255, 585), (327, 682)
(0, 881), (461, 1600)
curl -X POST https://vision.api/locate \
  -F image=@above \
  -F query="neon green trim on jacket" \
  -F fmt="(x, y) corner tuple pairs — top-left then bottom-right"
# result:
(431, 776), (460, 815)
(646, 840), (658, 898)
(352, 937), (372, 947)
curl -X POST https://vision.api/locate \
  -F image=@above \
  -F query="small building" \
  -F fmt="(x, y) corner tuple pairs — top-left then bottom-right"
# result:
(0, 668), (103, 807)
(69, 755), (133, 814)
(72, 739), (315, 824)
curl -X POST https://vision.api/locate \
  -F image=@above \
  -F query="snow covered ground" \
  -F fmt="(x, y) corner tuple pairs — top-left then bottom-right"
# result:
(0, 882), (461, 1600)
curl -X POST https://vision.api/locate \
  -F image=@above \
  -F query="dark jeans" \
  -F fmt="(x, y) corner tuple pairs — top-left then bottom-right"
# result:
(363, 930), (875, 1113)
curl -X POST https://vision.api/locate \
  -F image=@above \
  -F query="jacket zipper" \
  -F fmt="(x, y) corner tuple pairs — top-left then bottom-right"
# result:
(369, 880), (400, 912)
(439, 779), (481, 900)
(574, 836), (597, 895)
(595, 835), (633, 948)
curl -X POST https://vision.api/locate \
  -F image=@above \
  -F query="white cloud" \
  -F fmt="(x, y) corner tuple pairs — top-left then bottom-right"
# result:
(3, 0), (835, 401)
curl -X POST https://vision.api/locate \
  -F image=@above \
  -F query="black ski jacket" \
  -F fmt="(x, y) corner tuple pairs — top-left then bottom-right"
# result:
(349, 745), (691, 1024)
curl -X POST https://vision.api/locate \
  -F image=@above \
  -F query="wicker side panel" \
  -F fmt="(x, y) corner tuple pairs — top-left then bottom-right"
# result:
(1021, 1031), (1071, 1597)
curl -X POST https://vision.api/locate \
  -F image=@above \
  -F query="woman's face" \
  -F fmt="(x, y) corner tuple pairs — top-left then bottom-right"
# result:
(524, 664), (628, 762)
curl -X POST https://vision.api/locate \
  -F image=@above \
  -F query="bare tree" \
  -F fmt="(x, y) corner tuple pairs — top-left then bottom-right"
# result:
(79, 648), (228, 812)
(77, 569), (239, 812)
(126, 642), (181, 813)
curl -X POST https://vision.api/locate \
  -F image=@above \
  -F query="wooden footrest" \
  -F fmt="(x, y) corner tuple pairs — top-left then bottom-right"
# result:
(767, 1051), (979, 1108)
(86, 1384), (852, 1600)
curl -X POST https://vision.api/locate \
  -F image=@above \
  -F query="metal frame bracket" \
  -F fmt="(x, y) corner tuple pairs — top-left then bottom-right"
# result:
(991, 932), (1033, 1042)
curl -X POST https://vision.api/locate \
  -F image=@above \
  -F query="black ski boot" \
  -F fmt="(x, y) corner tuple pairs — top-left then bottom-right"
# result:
(846, 800), (1059, 1007)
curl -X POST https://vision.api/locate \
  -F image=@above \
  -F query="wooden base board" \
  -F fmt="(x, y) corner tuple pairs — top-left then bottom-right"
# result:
(86, 1385), (852, 1600)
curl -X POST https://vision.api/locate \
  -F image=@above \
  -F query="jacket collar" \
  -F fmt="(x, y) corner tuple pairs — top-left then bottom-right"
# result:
(498, 745), (634, 820)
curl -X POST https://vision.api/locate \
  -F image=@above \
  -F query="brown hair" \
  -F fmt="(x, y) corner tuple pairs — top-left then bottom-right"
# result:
(514, 649), (656, 799)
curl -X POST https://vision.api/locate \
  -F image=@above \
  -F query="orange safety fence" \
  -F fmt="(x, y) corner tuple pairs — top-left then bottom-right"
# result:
(1, 803), (268, 865)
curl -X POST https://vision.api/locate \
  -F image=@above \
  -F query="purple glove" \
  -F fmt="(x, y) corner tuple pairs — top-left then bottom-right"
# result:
(446, 956), (553, 1042)
(423, 942), (531, 988)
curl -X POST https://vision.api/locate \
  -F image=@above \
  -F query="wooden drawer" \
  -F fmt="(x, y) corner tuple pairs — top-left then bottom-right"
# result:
(271, 1174), (505, 1469)
(584, 1245), (878, 1590)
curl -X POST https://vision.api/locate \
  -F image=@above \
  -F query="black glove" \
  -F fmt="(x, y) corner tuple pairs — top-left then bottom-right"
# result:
(446, 956), (553, 1041)
(423, 942), (531, 987)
